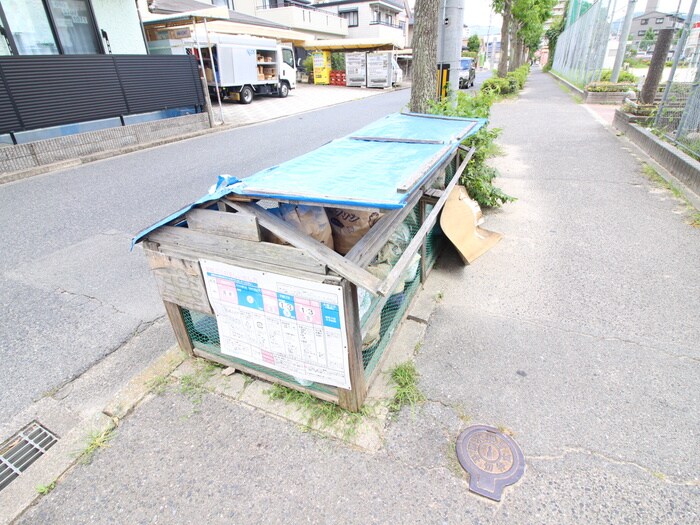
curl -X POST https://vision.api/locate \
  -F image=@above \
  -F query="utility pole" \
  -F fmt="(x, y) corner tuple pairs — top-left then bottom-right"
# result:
(437, 0), (464, 96)
(610, 0), (637, 83)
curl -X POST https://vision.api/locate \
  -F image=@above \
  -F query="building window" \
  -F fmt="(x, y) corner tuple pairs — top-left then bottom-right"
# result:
(211, 0), (234, 8)
(638, 30), (645, 36)
(656, 17), (664, 24)
(47, 0), (100, 54)
(1, 0), (59, 54)
(339, 10), (358, 27)
(386, 14), (393, 26)
(640, 18), (648, 25)
(0, 0), (103, 55)
(373, 10), (381, 23)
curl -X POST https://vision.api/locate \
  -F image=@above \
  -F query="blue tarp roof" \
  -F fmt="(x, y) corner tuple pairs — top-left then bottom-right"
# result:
(132, 112), (486, 247)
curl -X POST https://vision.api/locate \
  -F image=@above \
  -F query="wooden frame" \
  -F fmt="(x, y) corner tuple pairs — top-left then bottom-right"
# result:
(140, 146), (474, 411)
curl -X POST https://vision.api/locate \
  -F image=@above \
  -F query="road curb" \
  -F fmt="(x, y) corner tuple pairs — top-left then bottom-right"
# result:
(0, 345), (186, 525)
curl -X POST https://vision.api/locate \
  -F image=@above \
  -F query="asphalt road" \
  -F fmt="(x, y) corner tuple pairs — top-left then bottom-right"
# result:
(0, 89), (410, 425)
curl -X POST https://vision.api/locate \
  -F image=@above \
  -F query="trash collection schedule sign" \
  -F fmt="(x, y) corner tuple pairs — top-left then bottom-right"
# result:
(200, 259), (351, 389)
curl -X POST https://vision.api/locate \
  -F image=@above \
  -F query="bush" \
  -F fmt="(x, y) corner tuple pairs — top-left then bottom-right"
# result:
(429, 90), (496, 119)
(600, 69), (637, 82)
(429, 96), (515, 208)
(462, 164), (517, 208)
(585, 81), (637, 93)
(481, 77), (513, 95)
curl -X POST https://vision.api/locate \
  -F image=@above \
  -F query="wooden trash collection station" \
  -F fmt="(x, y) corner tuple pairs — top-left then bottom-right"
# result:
(133, 113), (486, 411)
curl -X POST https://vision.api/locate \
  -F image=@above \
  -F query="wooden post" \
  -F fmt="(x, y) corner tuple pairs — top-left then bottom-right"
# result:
(163, 300), (195, 357)
(337, 280), (367, 412)
(419, 199), (428, 283)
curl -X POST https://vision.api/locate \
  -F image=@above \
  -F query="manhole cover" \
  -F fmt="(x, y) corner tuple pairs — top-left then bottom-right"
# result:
(455, 425), (524, 501)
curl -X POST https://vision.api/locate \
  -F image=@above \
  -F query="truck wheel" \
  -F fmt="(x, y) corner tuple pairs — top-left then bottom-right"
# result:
(278, 82), (289, 98)
(239, 86), (254, 104)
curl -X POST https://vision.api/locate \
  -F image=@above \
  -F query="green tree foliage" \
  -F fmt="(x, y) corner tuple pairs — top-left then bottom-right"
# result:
(640, 28), (656, 52)
(495, 0), (557, 74)
(467, 35), (481, 53)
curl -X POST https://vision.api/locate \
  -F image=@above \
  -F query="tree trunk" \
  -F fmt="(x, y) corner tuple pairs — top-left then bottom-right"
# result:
(497, 0), (511, 77)
(641, 28), (673, 104)
(508, 20), (517, 72)
(513, 36), (524, 69)
(409, 0), (440, 113)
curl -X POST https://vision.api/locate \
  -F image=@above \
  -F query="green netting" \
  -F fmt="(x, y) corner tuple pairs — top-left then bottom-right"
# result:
(181, 309), (336, 395)
(359, 158), (454, 377)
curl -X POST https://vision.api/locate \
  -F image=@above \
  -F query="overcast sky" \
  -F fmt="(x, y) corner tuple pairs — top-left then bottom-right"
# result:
(462, 0), (697, 29)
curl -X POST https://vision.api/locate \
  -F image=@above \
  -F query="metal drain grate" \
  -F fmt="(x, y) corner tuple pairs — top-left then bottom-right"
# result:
(0, 421), (58, 492)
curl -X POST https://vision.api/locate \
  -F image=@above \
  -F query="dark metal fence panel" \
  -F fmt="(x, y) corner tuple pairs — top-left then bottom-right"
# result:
(113, 55), (204, 115)
(0, 71), (22, 133)
(0, 55), (204, 135)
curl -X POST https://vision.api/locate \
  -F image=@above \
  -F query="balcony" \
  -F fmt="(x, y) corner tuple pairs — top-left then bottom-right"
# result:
(256, 1), (348, 37)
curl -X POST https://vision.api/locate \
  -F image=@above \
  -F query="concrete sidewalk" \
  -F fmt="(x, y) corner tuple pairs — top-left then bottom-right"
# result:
(13, 71), (700, 524)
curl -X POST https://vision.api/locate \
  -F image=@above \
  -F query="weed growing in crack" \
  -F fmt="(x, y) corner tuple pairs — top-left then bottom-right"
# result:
(36, 481), (56, 495)
(266, 384), (372, 439)
(178, 359), (219, 407)
(388, 361), (426, 413)
(146, 375), (170, 395)
(79, 427), (115, 465)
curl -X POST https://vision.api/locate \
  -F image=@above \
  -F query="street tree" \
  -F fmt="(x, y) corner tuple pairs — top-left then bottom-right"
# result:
(640, 28), (656, 52)
(409, 0), (440, 112)
(493, 0), (513, 77)
(467, 34), (481, 53)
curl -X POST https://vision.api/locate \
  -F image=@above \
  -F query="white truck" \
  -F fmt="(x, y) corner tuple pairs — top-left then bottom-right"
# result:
(194, 34), (296, 104)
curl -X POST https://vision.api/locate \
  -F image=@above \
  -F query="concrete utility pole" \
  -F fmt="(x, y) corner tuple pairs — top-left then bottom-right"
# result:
(610, 0), (637, 83)
(437, 0), (464, 96)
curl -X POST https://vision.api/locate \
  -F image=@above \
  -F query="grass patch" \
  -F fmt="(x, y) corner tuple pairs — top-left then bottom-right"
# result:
(652, 471), (666, 480)
(388, 361), (426, 413)
(79, 428), (115, 465)
(36, 481), (56, 495)
(178, 359), (219, 406)
(267, 384), (370, 438)
(435, 291), (444, 302)
(146, 375), (170, 396)
(641, 162), (700, 227)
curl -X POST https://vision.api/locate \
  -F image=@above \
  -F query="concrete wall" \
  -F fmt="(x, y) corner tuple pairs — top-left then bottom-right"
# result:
(613, 109), (700, 197)
(93, 0), (147, 54)
(0, 113), (210, 181)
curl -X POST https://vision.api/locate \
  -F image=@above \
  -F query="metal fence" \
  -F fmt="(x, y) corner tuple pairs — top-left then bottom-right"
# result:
(653, 62), (700, 159)
(552, 0), (614, 88)
(0, 54), (205, 137)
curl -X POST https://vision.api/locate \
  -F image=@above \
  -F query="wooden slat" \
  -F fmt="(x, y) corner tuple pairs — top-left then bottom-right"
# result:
(337, 280), (367, 412)
(345, 190), (423, 268)
(224, 201), (385, 296)
(192, 348), (340, 404)
(151, 242), (335, 285)
(163, 301), (195, 356)
(144, 245), (213, 315)
(186, 208), (261, 241)
(377, 146), (475, 297)
(146, 226), (327, 275)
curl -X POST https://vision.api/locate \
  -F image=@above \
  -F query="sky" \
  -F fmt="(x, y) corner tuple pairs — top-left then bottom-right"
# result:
(462, 0), (697, 31)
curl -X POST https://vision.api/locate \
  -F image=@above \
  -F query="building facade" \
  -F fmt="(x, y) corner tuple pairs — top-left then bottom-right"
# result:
(0, 0), (147, 56)
(630, 10), (684, 50)
(313, 0), (409, 48)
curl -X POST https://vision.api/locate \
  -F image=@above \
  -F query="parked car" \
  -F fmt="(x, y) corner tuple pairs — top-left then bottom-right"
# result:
(458, 58), (476, 89)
